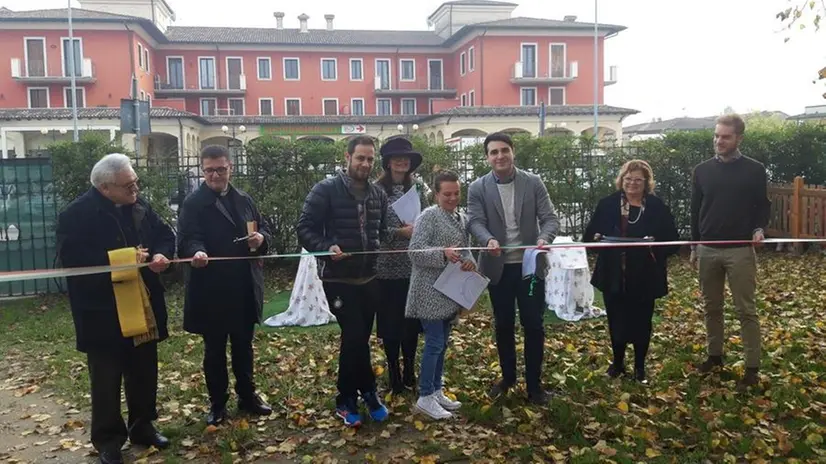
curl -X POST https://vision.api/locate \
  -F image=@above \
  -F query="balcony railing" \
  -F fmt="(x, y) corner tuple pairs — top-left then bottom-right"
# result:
(10, 58), (96, 83)
(373, 75), (456, 97)
(154, 74), (247, 96)
(511, 61), (578, 84)
(25, 59), (45, 77)
(374, 75), (391, 91)
(605, 65), (618, 86)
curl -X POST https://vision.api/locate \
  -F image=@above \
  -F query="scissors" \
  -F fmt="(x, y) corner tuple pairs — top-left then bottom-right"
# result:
(233, 233), (254, 243)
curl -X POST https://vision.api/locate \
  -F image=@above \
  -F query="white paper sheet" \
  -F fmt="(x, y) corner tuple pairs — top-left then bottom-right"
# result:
(390, 187), (421, 225)
(545, 236), (604, 321)
(549, 236), (588, 269)
(522, 248), (549, 277)
(433, 261), (490, 310)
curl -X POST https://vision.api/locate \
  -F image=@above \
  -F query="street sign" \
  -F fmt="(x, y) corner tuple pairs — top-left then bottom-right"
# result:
(119, 99), (151, 134)
(341, 124), (366, 134)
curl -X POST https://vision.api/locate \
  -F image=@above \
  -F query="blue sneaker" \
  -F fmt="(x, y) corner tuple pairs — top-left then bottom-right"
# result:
(361, 390), (389, 422)
(335, 398), (362, 427)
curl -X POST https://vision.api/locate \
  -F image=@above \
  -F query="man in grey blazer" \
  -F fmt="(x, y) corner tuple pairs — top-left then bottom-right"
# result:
(467, 132), (559, 405)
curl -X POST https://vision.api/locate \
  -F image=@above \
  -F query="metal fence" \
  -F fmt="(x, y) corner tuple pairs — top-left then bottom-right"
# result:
(0, 158), (62, 297)
(0, 146), (648, 297)
(151, 145), (633, 253)
(0, 143), (677, 297)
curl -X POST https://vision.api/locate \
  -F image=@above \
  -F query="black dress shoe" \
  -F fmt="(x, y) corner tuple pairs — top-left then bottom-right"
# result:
(527, 389), (553, 405)
(130, 425), (170, 450)
(488, 379), (514, 399)
(402, 372), (416, 391)
(388, 366), (405, 394)
(402, 359), (416, 390)
(606, 363), (626, 379)
(206, 407), (228, 426)
(238, 394), (272, 416)
(98, 448), (123, 464)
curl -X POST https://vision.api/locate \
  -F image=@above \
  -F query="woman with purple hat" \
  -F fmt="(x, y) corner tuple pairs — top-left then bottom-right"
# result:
(375, 136), (431, 394)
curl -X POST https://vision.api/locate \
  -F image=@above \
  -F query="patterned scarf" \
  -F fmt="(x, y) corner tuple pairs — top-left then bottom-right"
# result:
(620, 191), (645, 226)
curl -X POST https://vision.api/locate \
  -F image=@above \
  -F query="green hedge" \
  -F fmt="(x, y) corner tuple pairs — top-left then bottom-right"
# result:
(49, 124), (826, 252)
(50, 133), (175, 223)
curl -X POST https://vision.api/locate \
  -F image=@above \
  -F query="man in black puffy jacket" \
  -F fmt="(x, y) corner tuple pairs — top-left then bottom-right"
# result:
(297, 135), (390, 427)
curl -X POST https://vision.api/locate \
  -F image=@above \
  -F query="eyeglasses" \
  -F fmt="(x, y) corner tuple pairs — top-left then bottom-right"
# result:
(114, 178), (139, 191)
(623, 177), (645, 184)
(204, 166), (229, 175)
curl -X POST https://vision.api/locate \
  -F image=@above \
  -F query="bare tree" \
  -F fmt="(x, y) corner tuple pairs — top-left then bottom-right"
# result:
(777, 0), (826, 95)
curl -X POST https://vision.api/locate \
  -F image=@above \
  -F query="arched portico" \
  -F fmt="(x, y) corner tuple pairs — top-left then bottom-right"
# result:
(451, 128), (487, 138)
(500, 128), (531, 136)
(580, 126), (618, 142)
(146, 132), (179, 168)
(543, 127), (575, 137)
(297, 135), (336, 143)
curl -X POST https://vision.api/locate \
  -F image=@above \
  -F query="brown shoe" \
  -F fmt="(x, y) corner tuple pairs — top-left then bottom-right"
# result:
(738, 367), (759, 388)
(698, 356), (723, 373)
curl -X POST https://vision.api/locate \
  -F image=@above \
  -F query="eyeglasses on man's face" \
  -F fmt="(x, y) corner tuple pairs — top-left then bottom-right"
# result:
(114, 178), (139, 191)
(204, 166), (229, 176)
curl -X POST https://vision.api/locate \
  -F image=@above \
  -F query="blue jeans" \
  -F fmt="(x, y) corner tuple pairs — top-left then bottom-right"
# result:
(419, 318), (452, 397)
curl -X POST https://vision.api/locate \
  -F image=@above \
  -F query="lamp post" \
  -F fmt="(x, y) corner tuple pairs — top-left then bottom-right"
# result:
(221, 124), (246, 140)
(68, 0), (79, 142)
(221, 124), (246, 165)
(40, 128), (68, 142)
(396, 123), (419, 136)
(593, 0), (599, 140)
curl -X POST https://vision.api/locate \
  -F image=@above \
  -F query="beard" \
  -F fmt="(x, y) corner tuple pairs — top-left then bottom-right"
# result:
(346, 163), (369, 181)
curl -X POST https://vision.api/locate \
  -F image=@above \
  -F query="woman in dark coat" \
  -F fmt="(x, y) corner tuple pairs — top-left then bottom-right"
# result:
(374, 136), (430, 394)
(584, 159), (679, 382)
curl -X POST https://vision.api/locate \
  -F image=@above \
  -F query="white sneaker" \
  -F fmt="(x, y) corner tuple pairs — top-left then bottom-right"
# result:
(434, 389), (462, 411)
(415, 394), (453, 420)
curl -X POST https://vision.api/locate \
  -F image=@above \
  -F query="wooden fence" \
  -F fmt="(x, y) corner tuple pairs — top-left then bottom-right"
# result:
(767, 176), (826, 239)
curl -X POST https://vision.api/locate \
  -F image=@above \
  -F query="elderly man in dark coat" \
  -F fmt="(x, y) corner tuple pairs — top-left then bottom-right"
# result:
(56, 153), (175, 464)
(177, 145), (273, 426)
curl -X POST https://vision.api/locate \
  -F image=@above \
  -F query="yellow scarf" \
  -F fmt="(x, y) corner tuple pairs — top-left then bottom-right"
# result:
(107, 248), (159, 347)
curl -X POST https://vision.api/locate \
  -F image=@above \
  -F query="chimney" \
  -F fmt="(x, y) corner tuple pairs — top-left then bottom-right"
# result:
(274, 11), (284, 29)
(298, 13), (309, 33)
(564, 15), (577, 22)
(324, 14), (335, 31)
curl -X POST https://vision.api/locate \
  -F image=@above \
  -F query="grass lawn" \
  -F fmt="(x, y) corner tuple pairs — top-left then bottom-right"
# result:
(2, 252), (826, 463)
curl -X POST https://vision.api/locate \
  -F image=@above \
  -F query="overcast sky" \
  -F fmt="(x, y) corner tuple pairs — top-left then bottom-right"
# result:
(4, 0), (823, 124)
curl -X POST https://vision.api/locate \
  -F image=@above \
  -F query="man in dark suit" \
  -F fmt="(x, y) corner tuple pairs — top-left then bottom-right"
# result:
(467, 132), (559, 405)
(177, 145), (273, 425)
(56, 153), (174, 464)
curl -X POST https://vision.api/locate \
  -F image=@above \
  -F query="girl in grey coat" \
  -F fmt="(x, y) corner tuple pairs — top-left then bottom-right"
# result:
(406, 171), (476, 420)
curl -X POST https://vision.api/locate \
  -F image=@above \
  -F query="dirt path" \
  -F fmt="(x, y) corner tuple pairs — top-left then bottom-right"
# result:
(0, 360), (93, 464)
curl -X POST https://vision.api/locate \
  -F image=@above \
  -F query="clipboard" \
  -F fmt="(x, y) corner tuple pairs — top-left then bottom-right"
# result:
(599, 236), (654, 243)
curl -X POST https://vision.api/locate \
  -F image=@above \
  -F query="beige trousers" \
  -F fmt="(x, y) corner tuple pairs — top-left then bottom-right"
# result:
(697, 245), (761, 368)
